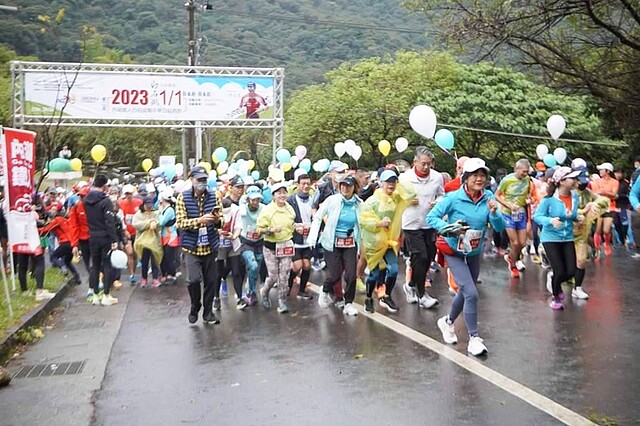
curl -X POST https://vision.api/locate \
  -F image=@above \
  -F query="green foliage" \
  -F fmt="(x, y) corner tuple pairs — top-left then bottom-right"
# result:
(285, 52), (619, 173)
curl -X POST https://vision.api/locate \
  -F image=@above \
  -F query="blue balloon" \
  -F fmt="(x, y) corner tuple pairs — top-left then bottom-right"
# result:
(276, 149), (291, 164)
(543, 153), (557, 168)
(262, 187), (273, 204)
(207, 177), (217, 190)
(434, 129), (455, 150)
(164, 164), (176, 181)
(299, 158), (311, 173)
(213, 147), (228, 163)
(251, 170), (260, 180)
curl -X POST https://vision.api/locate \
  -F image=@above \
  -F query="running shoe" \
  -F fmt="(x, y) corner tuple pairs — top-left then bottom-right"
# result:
(631, 252), (640, 259)
(86, 289), (95, 302)
(213, 297), (221, 310)
(101, 294), (118, 306)
(318, 291), (333, 308)
(467, 336), (488, 356)
(403, 282), (418, 304)
(549, 298), (564, 310)
(343, 303), (358, 316)
(277, 301), (289, 314)
(419, 294), (438, 309)
(515, 260), (526, 271)
(151, 279), (162, 288)
(604, 243), (613, 256)
(437, 316), (458, 344)
(92, 292), (103, 306)
(379, 295), (398, 313)
(364, 297), (374, 313)
(188, 311), (198, 324)
(510, 267), (520, 278)
(140, 278), (148, 288)
(250, 292), (258, 306)
(203, 312), (220, 324)
(297, 291), (314, 300)
(35, 289), (56, 302)
(571, 286), (589, 300)
(546, 271), (553, 294)
(129, 274), (137, 285)
(334, 297), (345, 309)
(237, 298), (249, 310)
(112, 280), (123, 289)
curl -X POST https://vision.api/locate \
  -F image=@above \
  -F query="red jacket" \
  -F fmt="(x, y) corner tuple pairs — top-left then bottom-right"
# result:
(444, 176), (462, 193)
(68, 201), (90, 241)
(39, 216), (78, 247)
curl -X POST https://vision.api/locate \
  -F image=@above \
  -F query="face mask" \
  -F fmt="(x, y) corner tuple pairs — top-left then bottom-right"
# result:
(195, 182), (207, 192)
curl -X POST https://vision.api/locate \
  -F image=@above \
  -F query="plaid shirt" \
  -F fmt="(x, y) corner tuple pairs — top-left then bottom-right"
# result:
(175, 191), (222, 256)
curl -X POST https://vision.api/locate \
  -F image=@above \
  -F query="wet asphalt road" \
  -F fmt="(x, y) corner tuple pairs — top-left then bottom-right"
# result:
(92, 250), (640, 425)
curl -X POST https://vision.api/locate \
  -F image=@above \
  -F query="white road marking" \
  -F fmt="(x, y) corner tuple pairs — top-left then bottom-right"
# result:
(309, 284), (595, 426)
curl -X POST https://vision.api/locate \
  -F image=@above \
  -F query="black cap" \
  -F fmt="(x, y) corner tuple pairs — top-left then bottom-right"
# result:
(340, 175), (357, 186)
(190, 166), (208, 179)
(230, 176), (244, 187)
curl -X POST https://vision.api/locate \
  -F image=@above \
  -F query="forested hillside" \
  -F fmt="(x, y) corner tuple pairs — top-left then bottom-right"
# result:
(1, 0), (434, 89)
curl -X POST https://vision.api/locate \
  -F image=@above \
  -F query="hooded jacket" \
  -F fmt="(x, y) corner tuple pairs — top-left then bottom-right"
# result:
(84, 188), (118, 243)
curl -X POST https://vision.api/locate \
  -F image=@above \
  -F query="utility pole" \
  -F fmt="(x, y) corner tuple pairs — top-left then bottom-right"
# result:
(185, 0), (197, 165)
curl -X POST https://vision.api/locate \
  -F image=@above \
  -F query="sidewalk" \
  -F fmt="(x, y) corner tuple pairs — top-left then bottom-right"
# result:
(0, 278), (135, 426)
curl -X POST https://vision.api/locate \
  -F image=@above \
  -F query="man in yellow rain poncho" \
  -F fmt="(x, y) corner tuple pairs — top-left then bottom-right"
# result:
(360, 169), (416, 314)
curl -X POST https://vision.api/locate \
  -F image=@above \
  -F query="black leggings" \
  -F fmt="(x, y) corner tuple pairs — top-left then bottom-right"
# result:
(542, 241), (576, 297)
(16, 253), (44, 291)
(161, 245), (178, 277)
(141, 248), (160, 280)
(215, 255), (244, 298)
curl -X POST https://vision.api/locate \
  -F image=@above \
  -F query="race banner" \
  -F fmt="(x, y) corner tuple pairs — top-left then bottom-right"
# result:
(24, 72), (274, 121)
(1, 128), (40, 253)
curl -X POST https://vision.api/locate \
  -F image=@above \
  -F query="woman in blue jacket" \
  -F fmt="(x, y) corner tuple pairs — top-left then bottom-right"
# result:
(427, 158), (505, 357)
(533, 166), (582, 310)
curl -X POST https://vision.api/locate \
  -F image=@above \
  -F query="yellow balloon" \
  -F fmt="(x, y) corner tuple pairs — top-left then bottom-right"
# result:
(217, 161), (229, 175)
(91, 144), (107, 163)
(282, 163), (292, 172)
(378, 140), (391, 157)
(70, 158), (83, 171)
(247, 159), (255, 171)
(198, 161), (212, 173)
(142, 158), (153, 172)
(211, 153), (219, 164)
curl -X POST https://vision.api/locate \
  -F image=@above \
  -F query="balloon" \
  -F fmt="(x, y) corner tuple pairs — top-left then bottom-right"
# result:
(216, 161), (229, 174)
(553, 147), (567, 164)
(173, 179), (187, 193)
(251, 170), (260, 180)
(334, 142), (346, 157)
(164, 164), (176, 181)
(352, 146), (363, 161)
(300, 158), (311, 173)
(228, 163), (239, 174)
(175, 163), (184, 177)
(319, 158), (331, 172)
(198, 161), (212, 173)
(434, 129), (455, 150)
(269, 168), (284, 183)
(141, 158), (153, 172)
(290, 156), (300, 168)
(378, 140), (391, 157)
(262, 187), (273, 204)
(91, 144), (107, 163)
(409, 105), (437, 139)
(547, 115), (566, 140)
(536, 144), (549, 160)
(212, 147), (228, 163)
(395, 137), (409, 153)
(149, 167), (158, 178)
(70, 158), (83, 171)
(208, 170), (217, 179)
(247, 159), (255, 170)
(238, 163), (249, 177)
(276, 149), (291, 164)
(47, 158), (71, 172)
(344, 139), (356, 156)
(535, 161), (546, 171)
(110, 250), (128, 269)
(294, 145), (307, 160)
(282, 163), (292, 172)
(543, 153), (557, 168)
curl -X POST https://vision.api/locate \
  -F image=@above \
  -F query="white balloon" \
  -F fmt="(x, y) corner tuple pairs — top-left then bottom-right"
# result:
(547, 114), (566, 140)
(352, 146), (363, 161)
(553, 147), (567, 164)
(334, 142), (346, 157)
(290, 156), (300, 168)
(395, 137), (409, 153)
(536, 144), (549, 160)
(343, 139), (357, 156)
(409, 105), (437, 139)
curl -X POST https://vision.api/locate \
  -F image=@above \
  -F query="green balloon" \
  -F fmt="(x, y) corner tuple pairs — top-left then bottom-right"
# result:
(48, 158), (72, 172)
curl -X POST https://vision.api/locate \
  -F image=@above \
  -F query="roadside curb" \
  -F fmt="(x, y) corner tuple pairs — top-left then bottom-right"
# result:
(0, 277), (74, 363)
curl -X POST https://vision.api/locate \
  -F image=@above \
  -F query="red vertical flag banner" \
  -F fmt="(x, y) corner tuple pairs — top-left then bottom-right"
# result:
(1, 128), (40, 253)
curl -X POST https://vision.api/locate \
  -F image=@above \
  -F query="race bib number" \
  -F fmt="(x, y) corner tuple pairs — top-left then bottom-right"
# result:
(511, 208), (525, 222)
(457, 229), (482, 253)
(335, 236), (355, 248)
(197, 227), (209, 246)
(125, 214), (134, 225)
(219, 237), (232, 248)
(275, 240), (295, 257)
(245, 228), (261, 241)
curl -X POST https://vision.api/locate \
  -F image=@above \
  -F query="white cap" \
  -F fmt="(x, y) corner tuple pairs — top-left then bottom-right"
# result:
(160, 187), (175, 202)
(270, 181), (288, 194)
(111, 178), (120, 186)
(571, 158), (587, 169)
(146, 183), (156, 193)
(552, 166), (581, 184)
(462, 158), (490, 175)
(596, 162), (614, 173)
(122, 184), (135, 194)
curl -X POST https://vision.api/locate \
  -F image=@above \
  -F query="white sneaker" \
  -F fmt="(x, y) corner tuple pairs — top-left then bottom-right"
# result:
(318, 291), (333, 309)
(92, 292), (102, 306)
(437, 316), (458, 344)
(546, 271), (553, 294)
(343, 303), (358, 316)
(571, 286), (589, 300)
(35, 289), (56, 302)
(467, 336), (488, 356)
(515, 260), (526, 271)
(419, 294), (438, 309)
(403, 282), (418, 304)
(101, 294), (119, 306)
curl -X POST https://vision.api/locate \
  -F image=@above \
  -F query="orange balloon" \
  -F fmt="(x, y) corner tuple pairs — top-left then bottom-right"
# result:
(535, 161), (546, 171)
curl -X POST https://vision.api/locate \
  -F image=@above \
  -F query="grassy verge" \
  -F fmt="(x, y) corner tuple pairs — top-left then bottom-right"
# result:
(0, 268), (65, 337)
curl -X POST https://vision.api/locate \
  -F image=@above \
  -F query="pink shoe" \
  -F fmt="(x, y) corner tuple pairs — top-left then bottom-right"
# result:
(140, 278), (148, 288)
(549, 298), (564, 310)
(151, 279), (162, 288)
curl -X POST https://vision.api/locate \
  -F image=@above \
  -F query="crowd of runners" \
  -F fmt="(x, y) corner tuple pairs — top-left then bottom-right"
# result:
(11, 149), (640, 357)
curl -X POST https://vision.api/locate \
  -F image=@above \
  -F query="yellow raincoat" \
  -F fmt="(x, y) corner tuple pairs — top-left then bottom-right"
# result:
(132, 210), (164, 265)
(359, 181), (416, 269)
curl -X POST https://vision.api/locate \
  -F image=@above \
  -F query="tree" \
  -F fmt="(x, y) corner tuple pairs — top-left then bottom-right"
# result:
(403, 0), (640, 155)
(285, 51), (617, 173)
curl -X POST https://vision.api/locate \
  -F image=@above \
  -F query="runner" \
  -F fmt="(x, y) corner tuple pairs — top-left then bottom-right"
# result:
(428, 158), (504, 356)
(591, 162), (619, 256)
(286, 173), (314, 300)
(132, 196), (162, 288)
(118, 184), (142, 284)
(238, 185), (265, 306)
(158, 188), (179, 284)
